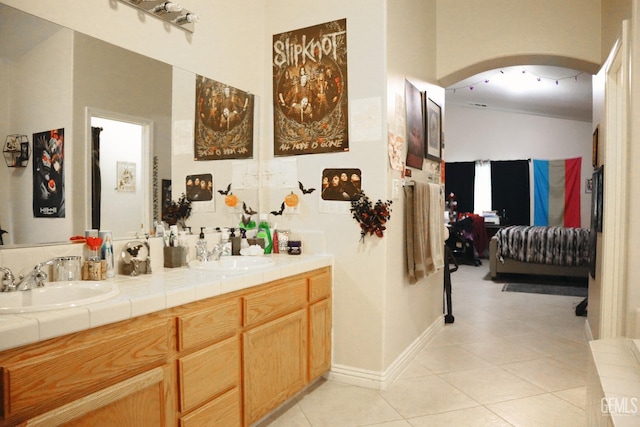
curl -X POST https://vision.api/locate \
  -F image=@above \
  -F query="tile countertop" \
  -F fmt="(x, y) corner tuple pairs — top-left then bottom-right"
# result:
(0, 254), (333, 353)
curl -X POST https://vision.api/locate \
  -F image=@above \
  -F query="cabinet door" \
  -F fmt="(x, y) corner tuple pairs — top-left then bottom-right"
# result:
(309, 298), (332, 381)
(243, 309), (307, 425)
(24, 368), (167, 427)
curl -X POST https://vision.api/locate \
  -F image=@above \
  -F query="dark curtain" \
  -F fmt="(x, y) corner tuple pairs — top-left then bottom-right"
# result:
(444, 162), (475, 215)
(91, 126), (102, 230)
(491, 160), (530, 225)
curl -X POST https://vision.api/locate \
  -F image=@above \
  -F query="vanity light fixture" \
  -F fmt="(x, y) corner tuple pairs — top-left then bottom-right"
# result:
(3, 134), (30, 168)
(118, 0), (199, 32)
(151, 1), (182, 14)
(175, 12), (199, 24)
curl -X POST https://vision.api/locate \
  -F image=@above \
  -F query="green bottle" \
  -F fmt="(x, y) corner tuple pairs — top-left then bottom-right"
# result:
(257, 214), (273, 254)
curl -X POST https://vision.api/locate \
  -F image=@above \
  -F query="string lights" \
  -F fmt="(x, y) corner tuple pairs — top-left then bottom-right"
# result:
(447, 66), (584, 94)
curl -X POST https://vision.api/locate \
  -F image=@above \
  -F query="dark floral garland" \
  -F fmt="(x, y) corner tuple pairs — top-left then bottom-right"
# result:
(350, 190), (392, 241)
(166, 193), (192, 228)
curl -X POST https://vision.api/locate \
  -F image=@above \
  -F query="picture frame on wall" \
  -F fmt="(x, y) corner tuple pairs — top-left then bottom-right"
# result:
(425, 97), (442, 161)
(404, 80), (424, 170)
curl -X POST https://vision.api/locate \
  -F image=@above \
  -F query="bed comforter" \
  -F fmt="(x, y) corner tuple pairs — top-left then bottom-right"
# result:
(495, 225), (590, 267)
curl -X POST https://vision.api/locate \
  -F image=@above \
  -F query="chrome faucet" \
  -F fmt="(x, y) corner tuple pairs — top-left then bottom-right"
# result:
(1, 260), (53, 292)
(0, 267), (16, 292)
(15, 261), (52, 291)
(196, 242), (224, 262)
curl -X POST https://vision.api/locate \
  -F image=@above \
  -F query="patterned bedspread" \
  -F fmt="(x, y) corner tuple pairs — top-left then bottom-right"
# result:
(495, 226), (590, 267)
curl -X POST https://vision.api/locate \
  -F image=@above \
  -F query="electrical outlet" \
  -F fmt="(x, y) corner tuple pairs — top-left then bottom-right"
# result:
(392, 179), (401, 199)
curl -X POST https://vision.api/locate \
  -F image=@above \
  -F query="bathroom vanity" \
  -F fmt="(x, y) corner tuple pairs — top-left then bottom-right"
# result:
(0, 254), (332, 427)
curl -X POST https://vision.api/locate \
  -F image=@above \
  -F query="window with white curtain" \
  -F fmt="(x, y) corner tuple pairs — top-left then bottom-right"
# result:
(473, 160), (492, 215)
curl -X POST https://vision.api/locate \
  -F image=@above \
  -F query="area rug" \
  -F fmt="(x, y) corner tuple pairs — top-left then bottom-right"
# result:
(502, 283), (588, 297)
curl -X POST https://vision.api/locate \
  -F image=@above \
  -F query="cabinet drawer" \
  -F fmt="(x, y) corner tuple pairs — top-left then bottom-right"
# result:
(177, 298), (240, 351)
(178, 336), (240, 413)
(308, 270), (331, 302)
(243, 278), (307, 327)
(1, 319), (171, 419)
(179, 387), (241, 427)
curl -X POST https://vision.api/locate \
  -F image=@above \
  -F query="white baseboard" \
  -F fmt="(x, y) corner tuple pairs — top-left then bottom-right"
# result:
(584, 318), (594, 341)
(327, 316), (444, 390)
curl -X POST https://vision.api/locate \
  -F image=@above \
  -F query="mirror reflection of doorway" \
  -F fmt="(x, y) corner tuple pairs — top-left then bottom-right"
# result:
(90, 114), (151, 238)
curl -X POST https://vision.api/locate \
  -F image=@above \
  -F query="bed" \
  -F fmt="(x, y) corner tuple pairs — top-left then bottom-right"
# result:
(489, 225), (590, 279)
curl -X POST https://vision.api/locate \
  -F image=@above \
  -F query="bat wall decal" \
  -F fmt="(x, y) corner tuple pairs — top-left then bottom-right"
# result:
(299, 181), (316, 194)
(242, 202), (257, 216)
(270, 202), (285, 216)
(217, 183), (231, 195)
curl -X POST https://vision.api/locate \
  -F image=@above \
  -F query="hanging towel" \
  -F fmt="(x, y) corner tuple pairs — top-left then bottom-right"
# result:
(404, 185), (418, 284)
(428, 182), (445, 271)
(406, 182), (444, 284)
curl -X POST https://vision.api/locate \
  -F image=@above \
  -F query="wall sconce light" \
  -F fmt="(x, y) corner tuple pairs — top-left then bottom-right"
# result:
(3, 134), (30, 168)
(118, 0), (199, 32)
(151, 1), (182, 14)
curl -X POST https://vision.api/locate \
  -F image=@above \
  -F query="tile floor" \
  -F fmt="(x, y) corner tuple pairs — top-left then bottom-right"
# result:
(258, 262), (589, 427)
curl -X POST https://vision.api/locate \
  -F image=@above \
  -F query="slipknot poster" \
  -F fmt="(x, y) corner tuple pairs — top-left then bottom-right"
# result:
(273, 19), (349, 156)
(194, 76), (254, 160)
(33, 128), (65, 217)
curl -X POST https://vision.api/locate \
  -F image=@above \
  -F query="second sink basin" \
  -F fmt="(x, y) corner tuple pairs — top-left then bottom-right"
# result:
(188, 256), (275, 272)
(0, 281), (120, 313)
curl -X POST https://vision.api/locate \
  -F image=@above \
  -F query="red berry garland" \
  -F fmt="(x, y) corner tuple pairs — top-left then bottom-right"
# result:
(350, 191), (392, 241)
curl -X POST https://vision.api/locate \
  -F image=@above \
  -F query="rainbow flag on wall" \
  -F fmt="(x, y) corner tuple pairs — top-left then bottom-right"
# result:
(533, 158), (581, 227)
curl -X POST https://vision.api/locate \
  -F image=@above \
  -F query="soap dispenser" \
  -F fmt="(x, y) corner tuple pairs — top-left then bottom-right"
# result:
(257, 214), (273, 254)
(230, 227), (241, 255)
(240, 228), (250, 252)
(196, 227), (208, 261)
(220, 228), (232, 257)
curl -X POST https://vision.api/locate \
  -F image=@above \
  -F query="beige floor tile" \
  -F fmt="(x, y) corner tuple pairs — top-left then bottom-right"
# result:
(296, 383), (402, 426)
(505, 332), (587, 357)
(473, 318), (544, 338)
(439, 366), (545, 404)
(553, 386), (587, 409)
(552, 351), (590, 371)
(414, 344), (493, 374)
(459, 336), (547, 365)
(487, 393), (586, 427)
(407, 406), (513, 426)
(361, 421), (412, 427)
(258, 402), (311, 427)
(379, 375), (479, 418)
(397, 360), (434, 379)
(501, 357), (586, 391)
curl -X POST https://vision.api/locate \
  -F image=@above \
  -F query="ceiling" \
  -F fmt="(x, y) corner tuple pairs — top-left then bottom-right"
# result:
(445, 65), (593, 122)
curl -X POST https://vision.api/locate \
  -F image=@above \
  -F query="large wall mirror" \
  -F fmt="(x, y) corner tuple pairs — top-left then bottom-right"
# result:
(0, 4), (171, 246)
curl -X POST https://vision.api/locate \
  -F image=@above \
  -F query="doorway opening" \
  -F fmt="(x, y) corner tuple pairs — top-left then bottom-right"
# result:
(89, 111), (152, 239)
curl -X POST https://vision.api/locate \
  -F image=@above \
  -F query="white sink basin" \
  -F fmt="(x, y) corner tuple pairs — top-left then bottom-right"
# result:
(0, 281), (120, 313)
(188, 256), (275, 272)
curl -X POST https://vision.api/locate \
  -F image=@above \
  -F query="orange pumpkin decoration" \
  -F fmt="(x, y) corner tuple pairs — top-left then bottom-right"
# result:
(284, 191), (299, 208)
(224, 193), (238, 207)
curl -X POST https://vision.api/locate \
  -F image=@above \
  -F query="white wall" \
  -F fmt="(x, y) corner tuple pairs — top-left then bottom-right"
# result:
(445, 105), (593, 228)
(5, 28), (74, 244)
(436, 0), (601, 83)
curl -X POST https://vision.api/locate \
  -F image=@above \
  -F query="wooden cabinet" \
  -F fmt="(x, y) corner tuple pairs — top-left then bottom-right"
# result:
(0, 266), (331, 427)
(24, 367), (168, 427)
(243, 309), (307, 425)
(309, 298), (332, 381)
